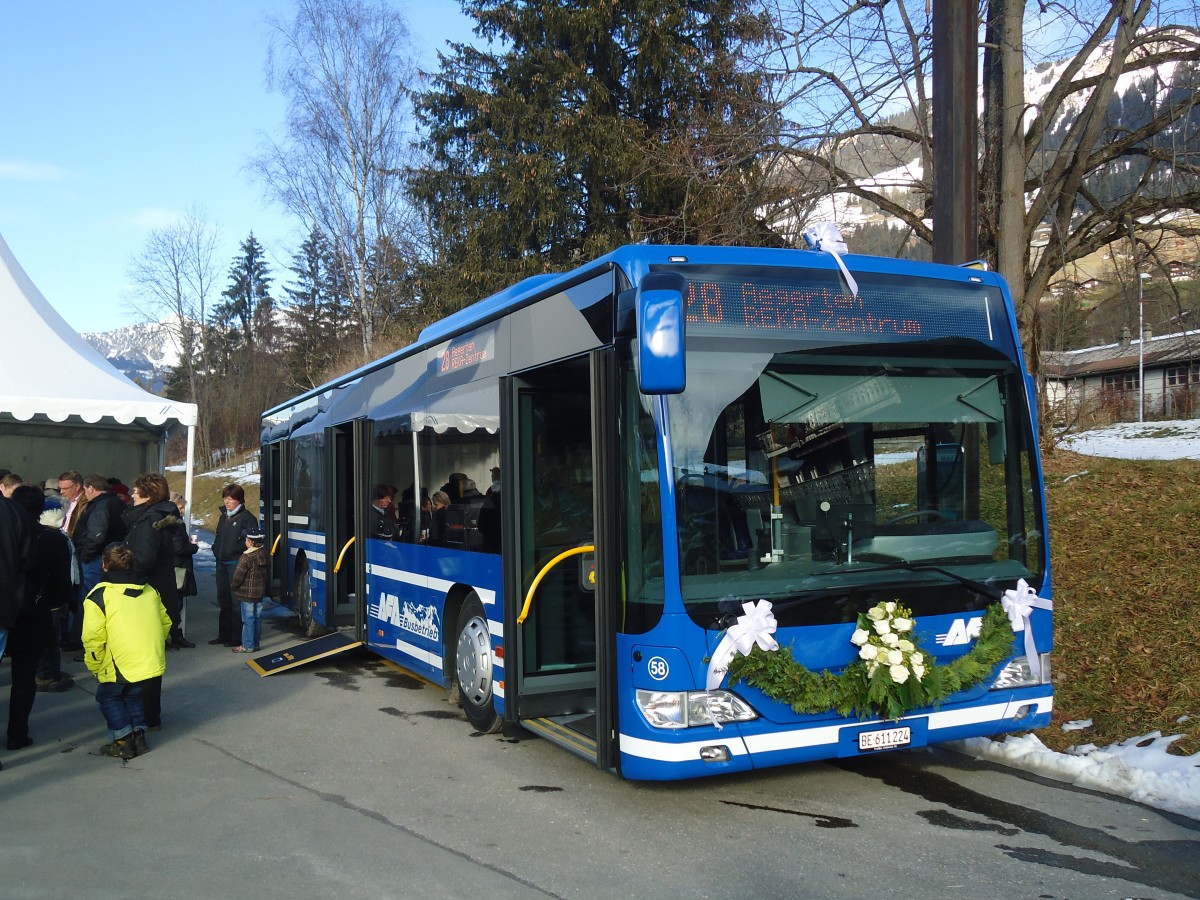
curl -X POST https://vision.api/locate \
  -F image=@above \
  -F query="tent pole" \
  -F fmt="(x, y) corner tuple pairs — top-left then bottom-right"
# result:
(184, 424), (196, 535)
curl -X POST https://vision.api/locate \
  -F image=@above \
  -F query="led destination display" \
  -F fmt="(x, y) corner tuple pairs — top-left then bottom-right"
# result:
(678, 269), (996, 344)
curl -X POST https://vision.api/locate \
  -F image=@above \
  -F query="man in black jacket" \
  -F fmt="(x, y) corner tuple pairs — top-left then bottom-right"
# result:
(210, 483), (258, 646)
(0, 493), (32, 662)
(67, 474), (128, 648)
(0, 492), (33, 771)
(7, 485), (71, 750)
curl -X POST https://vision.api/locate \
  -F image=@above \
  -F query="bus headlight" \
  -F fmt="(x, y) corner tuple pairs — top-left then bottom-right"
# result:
(991, 654), (1051, 689)
(636, 689), (758, 729)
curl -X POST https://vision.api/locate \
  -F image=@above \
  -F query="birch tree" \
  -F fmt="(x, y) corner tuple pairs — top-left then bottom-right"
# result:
(253, 0), (420, 362)
(126, 207), (219, 461)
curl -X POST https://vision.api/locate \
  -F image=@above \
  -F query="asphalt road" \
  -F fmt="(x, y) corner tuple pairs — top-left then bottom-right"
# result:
(2, 572), (1197, 900)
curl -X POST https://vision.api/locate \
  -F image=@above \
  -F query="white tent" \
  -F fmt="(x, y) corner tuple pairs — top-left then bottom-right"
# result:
(0, 230), (197, 509)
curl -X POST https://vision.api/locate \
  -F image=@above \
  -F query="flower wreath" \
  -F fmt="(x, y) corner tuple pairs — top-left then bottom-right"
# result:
(712, 581), (1050, 721)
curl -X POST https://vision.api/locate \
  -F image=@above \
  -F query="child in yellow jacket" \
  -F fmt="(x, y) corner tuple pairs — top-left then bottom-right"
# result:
(82, 542), (171, 760)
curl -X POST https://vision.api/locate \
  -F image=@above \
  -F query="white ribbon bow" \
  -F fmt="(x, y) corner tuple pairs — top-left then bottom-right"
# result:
(803, 222), (859, 300)
(705, 600), (779, 691)
(1000, 578), (1053, 681)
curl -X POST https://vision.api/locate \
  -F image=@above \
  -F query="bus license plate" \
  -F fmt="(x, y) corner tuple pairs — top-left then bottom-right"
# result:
(858, 726), (911, 752)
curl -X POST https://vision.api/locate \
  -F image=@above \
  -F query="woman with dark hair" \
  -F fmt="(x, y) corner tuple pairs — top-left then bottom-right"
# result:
(122, 472), (182, 729)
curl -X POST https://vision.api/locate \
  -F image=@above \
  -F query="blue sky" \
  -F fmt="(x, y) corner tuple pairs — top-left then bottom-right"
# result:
(1, 1), (476, 334)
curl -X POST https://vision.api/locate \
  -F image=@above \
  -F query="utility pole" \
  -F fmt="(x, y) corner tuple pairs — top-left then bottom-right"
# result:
(1138, 271), (1150, 422)
(1128, 219), (1150, 422)
(932, 0), (978, 265)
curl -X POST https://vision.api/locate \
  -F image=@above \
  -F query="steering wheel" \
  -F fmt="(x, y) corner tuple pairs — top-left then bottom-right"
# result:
(882, 508), (947, 526)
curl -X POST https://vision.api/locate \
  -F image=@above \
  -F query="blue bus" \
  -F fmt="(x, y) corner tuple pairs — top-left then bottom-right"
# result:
(259, 244), (1052, 781)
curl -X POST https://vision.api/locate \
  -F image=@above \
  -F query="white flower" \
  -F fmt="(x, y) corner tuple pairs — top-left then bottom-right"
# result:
(852, 600), (930, 696)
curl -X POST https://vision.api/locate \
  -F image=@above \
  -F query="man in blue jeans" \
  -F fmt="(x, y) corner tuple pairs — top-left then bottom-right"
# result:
(210, 483), (257, 646)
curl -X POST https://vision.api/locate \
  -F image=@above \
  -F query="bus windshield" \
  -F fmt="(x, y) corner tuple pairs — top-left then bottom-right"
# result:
(642, 343), (1043, 628)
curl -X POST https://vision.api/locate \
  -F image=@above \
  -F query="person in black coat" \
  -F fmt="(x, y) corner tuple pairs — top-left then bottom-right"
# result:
(5, 485), (71, 751)
(369, 484), (400, 540)
(0, 493), (32, 654)
(69, 474), (129, 647)
(427, 491), (451, 547)
(122, 473), (182, 730)
(211, 483), (258, 646)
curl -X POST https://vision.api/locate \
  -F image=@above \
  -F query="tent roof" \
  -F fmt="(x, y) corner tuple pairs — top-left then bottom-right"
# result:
(0, 231), (196, 429)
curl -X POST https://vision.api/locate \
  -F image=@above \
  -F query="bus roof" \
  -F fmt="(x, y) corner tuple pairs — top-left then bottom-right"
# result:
(262, 244), (1004, 418)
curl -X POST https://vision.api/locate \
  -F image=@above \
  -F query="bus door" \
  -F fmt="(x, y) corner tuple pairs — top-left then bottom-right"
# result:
(504, 350), (619, 771)
(325, 419), (370, 633)
(262, 440), (289, 604)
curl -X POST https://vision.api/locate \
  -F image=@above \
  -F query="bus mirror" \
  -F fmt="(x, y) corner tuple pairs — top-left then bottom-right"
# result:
(987, 422), (1007, 464)
(636, 273), (687, 394)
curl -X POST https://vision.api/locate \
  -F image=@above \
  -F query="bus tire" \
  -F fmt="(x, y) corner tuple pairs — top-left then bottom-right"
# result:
(455, 595), (501, 733)
(295, 557), (314, 634)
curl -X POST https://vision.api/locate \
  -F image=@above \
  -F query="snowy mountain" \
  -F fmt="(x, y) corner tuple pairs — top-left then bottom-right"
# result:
(789, 30), (1197, 239)
(82, 319), (182, 389)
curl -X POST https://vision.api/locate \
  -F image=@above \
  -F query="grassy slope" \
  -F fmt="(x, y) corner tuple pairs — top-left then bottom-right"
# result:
(186, 452), (1200, 755)
(1043, 449), (1200, 755)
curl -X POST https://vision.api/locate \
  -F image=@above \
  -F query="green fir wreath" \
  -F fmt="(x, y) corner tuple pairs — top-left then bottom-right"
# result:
(725, 601), (1017, 721)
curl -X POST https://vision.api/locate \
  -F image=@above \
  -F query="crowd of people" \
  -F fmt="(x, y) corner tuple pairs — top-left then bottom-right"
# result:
(0, 469), (259, 767)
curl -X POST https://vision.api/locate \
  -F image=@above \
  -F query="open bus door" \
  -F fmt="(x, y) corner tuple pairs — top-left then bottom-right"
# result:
(324, 419), (370, 635)
(503, 350), (619, 773)
(261, 440), (288, 604)
(246, 429), (364, 675)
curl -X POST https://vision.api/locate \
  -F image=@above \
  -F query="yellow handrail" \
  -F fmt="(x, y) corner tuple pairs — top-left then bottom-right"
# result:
(518, 544), (595, 625)
(333, 536), (356, 573)
(271, 534), (282, 556)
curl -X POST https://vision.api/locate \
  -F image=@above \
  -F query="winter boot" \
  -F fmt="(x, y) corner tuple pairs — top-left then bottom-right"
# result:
(132, 729), (150, 756)
(99, 735), (137, 760)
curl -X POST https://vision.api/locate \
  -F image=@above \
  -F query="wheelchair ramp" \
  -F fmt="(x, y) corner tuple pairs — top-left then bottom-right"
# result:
(246, 632), (363, 677)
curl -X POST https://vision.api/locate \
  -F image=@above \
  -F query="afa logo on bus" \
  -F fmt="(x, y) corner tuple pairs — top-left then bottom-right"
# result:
(374, 592), (441, 643)
(936, 616), (984, 647)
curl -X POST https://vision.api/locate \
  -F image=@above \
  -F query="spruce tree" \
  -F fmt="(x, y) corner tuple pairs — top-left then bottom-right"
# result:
(410, 0), (775, 310)
(217, 233), (273, 347)
(280, 229), (352, 389)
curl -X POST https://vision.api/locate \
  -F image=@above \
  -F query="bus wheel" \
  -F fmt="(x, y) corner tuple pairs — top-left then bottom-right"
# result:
(455, 596), (501, 733)
(295, 558), (314, 635)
